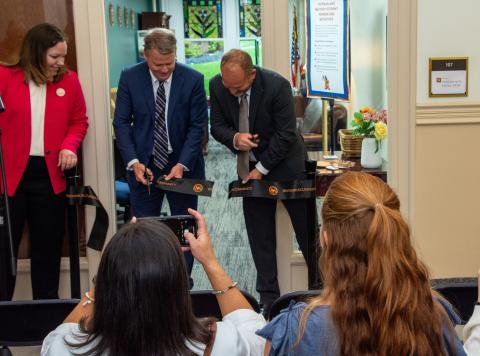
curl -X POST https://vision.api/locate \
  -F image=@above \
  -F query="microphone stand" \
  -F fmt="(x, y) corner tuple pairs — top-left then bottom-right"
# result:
(0, 96), (16, 302)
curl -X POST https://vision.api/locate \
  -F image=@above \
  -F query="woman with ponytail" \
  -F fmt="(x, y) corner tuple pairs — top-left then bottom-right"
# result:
(258, 172), (465, 356)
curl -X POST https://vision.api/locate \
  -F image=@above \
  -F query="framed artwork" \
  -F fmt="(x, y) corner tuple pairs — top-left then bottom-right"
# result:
(124, 7), (129, 28)
(117, 5), (123, 27)
(183, 0), (223, 39)
(108, 3), (114, 26)
(130, 9), (135, 28)
(239, 0), (261, 38)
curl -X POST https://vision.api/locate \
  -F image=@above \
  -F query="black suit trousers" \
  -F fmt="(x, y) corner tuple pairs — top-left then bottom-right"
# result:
(243, 196), (311, 305)
(2, 157), (65, 300)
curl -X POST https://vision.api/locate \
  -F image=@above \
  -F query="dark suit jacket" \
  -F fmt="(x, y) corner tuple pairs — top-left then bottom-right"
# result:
(113, 61), (207, 179)
(210, 67), (306, 181)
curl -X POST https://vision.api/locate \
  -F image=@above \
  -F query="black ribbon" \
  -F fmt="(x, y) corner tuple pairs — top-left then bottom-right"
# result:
(66, 186), (109, 251)
(156, 178), (214, 197)
(228, 179), (316, 199)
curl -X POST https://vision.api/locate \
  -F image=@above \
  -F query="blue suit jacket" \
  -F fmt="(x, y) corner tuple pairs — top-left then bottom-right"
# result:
(113, 61), (207, 179)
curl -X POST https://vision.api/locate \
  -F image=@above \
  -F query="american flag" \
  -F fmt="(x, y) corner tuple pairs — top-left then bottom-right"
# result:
(291, 6), (300, 88)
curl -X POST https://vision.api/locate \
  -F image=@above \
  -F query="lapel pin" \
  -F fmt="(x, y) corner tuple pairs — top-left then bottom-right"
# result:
(56, 88), (66, 97)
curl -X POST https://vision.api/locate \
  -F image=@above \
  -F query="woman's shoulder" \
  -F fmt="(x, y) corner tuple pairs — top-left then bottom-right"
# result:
(256, 302), (337, 355)
(58, 69), (80, 84)
(265, 301), (332, 330)
(41, 323), (100, 356)
(41, 323), (82, 355)
(0, 65), (22, 81)
(210, 309), (266, 356)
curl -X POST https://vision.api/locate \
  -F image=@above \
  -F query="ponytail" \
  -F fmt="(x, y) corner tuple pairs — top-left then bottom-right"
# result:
(297, 172), (455, 356)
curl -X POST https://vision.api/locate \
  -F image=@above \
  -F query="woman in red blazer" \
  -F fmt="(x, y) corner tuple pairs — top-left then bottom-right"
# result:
(0, 23), (88, 299)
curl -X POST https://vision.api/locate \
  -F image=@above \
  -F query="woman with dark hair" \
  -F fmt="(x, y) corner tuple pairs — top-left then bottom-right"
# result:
(0, 23), (88, 299)
(41, 209), (266, 355)
(258, 172), (465, 356)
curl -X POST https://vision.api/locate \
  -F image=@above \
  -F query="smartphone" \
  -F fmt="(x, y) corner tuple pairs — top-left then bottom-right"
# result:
(138, 215), (197, 246)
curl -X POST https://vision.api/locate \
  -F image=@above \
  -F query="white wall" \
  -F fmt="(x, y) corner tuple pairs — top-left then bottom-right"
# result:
(414, 0), (480, 278)
(417, 0), (480, 103)
(350, 0), (388, 110)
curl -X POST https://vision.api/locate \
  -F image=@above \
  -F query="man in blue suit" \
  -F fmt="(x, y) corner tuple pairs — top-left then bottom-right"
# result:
(113, 28), (208, 273)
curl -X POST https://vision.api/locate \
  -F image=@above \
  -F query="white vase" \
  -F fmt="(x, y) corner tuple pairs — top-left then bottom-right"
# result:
(360, 137), (383, 168)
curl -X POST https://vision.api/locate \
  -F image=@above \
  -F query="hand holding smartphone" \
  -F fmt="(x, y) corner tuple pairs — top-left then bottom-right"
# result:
(137, 215), (197, 246)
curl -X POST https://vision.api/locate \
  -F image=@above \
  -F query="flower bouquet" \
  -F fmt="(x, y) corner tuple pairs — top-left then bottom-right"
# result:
(352, 107), (388, 153)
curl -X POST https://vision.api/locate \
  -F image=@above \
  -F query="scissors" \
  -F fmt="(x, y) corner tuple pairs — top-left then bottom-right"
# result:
(144, 169), (151, 195)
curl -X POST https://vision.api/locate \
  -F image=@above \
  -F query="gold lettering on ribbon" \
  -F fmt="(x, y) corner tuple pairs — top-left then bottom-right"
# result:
(157, 181), (177, 187)
(282, 188), (316, 193)
(230, 187), (253, 193)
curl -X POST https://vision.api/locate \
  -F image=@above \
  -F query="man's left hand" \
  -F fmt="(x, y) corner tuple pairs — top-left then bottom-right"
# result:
(242, 168), (263, 183)
(164, 163), (185, 180)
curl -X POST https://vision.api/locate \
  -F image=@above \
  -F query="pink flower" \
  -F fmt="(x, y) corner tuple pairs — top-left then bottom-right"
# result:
(381, 109), (388, 124)
(363, 112), (372, 121)
(372, 112), (382, 122)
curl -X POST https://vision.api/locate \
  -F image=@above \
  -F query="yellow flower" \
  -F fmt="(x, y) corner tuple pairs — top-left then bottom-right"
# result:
(374, 121), (388, 140)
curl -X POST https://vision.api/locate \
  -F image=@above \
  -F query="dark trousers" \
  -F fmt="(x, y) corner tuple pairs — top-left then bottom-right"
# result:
(3, 156), (65, 300)
(243, 196), (311, 305)
(127, 163), (196, 274)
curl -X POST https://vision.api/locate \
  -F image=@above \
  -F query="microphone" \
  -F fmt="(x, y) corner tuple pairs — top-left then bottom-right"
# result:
(0, 95), (4, 112)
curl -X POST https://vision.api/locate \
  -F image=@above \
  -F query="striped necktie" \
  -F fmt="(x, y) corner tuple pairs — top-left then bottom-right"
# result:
(237, 93), (250, 179)
(153, 81), (168, 170)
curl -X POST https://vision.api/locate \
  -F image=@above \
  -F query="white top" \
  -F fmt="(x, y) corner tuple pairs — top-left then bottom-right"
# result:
(29, 81), (47, 156)
(41, 308), (266, 356)
(464, 304), (480, 355)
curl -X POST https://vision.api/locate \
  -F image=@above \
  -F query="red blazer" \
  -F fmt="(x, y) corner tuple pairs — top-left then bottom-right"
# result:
(0, 66), (89, 196)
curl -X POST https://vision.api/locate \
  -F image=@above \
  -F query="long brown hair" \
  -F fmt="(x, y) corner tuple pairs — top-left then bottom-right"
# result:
(69, 220), (213, 356)
(18, 23), (68, 84)
(298, 172), (454, 356)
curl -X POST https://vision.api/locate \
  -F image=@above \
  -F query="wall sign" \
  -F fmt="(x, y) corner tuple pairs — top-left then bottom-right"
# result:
(429, 57), (468, 97)
(306, 0), (350, 100)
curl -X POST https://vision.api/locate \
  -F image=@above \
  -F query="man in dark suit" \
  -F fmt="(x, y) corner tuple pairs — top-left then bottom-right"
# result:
(209, 49), (312, 310)
(113, 28), (207, 273)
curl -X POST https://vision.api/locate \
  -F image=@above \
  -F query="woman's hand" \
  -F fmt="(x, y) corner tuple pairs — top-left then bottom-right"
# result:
(58, 149), (78, 171)
(184, 208), (217, 267)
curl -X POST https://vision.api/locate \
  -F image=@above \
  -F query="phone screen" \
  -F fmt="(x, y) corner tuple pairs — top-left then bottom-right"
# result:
(138, 215), (196, 246)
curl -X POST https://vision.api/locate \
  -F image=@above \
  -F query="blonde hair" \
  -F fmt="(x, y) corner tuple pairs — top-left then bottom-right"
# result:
(298, 172), (455, 356)
(143, 28), (177, 54)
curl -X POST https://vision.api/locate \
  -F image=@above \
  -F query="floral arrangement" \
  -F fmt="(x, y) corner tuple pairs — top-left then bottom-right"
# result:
(352, 107), (388, 152)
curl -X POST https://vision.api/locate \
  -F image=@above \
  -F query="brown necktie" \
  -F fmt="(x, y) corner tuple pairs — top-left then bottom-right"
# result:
(237, 93), (249, 179)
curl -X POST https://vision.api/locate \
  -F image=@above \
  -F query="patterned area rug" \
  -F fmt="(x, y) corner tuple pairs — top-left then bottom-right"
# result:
(188, 140), (258, 298)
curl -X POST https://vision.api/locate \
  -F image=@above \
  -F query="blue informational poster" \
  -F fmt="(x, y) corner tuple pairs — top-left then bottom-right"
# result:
(306, 0), (350, 100)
